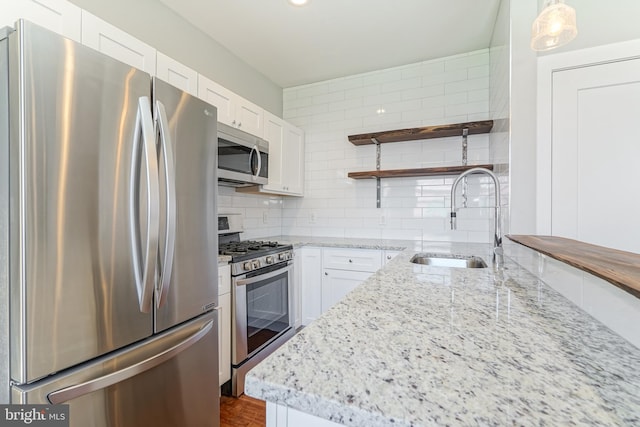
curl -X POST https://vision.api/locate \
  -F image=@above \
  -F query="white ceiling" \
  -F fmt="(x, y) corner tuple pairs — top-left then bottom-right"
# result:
(158, 0), (502, 88)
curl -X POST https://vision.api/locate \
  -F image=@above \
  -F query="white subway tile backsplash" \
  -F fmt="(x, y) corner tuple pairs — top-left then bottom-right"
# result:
(445, 77), (490, 94)
(223, 49), (493, 243)
(328, 76), (364, 93)
(381, 77), (422, 94)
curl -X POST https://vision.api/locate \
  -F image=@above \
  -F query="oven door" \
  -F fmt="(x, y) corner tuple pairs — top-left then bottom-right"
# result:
(233, 263), (293, 365)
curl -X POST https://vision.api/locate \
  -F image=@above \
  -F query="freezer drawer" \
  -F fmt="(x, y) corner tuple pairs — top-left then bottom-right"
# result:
(11, 313), (219, 427)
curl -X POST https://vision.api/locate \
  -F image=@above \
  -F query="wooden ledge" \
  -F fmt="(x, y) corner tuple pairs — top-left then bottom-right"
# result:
(348, 120), (493, 145)
(348, 164), (494, 179)
(507, 235), (640, 299)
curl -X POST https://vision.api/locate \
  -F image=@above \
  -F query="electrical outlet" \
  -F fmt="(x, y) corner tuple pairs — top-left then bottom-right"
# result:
(263, 212), (268, 224)
(310, 212), (316, 224)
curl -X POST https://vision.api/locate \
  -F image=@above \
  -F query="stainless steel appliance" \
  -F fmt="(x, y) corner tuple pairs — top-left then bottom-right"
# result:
(218, 217), (295, 397)
(0, 20), (219, 426)
(217, 122), (269, 186)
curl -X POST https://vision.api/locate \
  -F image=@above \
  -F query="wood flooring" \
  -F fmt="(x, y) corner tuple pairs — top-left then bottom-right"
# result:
(220, 394), (266, 427)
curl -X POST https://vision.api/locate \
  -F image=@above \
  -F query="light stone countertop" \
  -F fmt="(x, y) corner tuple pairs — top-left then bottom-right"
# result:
(245, 240), (640, 426)
(217, 255), (231, 265)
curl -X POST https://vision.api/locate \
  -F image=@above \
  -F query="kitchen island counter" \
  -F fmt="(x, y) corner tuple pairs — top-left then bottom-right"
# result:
(245, 241), (640, 426)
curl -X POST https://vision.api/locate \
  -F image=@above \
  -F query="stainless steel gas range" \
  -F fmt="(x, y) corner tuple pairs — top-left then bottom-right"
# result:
(218, 214), (296, 397)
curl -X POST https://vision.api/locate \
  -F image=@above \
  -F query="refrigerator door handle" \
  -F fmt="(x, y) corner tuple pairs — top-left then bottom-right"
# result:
(155, 101), (176, 309)
(47, 320), (214, 404)
(130, 96), (160, 313)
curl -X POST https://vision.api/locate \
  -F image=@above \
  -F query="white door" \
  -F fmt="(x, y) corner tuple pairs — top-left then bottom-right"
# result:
(551, 58), (640, 253)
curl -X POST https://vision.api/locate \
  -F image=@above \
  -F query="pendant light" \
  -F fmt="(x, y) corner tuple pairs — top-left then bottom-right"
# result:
(531, 0), (577, 51)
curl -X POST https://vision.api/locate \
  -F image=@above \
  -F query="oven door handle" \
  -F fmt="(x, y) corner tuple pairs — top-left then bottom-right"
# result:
(235, 264), (292, 287)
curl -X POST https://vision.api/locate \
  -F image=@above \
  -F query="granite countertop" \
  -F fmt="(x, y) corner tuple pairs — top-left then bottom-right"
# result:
(218, 255), (231, 265)
(245, 241), (640, 426)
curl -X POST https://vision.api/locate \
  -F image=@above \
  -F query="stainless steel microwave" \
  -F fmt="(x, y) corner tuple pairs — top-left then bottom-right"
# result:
(217, 122), (269, 186)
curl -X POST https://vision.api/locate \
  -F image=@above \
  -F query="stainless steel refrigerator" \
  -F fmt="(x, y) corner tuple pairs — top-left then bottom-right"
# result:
(0, 20), (219, 426)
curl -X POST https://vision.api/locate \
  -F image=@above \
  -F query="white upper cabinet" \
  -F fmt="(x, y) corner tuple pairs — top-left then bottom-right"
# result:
(197, 74), (264, 137)
(156, 52), (198, 96)
(262, 112), (286, 189)
(1, 0), (81, 42)
(197, 75), (235, 127)
(282, 124), (305, 196)
(81, 11), (156, 75)
(234, 96), (264, 137)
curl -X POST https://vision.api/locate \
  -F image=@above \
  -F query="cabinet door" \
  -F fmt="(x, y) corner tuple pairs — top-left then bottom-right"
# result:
(262, 112), (285, 192)
(300, 248), (322, 326)
(323, 248), (382, 272)
(2, 0), (81, 42)
(156, 52), (198, 96)
(321, 269), (372, 312)
(235, 96), (264, 137)
(293, 249), (302, 328)
(218, 265), (231, 386)
(282, 124), (305, 196)
(81, 11), (156, 75)
(282, 124), (304, 196)
(197, 74), (235, 127)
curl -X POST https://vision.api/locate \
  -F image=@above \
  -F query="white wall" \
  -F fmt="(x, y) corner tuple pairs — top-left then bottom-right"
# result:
(281, 51), (498, 242)
(508, 0), (539, 234)
(489, 0), (510, 236)
(68, 0), (283, 115)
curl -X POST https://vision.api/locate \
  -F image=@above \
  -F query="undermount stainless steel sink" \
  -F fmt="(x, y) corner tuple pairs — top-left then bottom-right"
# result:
(410, 253), (488, 268)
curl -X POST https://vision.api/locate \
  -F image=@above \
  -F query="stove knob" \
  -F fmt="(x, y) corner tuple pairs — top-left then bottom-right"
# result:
(252, 260), (261, 269)
(266, 256), (274, 264)
(278, 253), (285, 261)
(243, 262), (252, 271)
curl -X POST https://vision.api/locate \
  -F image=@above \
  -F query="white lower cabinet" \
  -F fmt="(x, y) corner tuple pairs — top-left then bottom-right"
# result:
(300, 247), (382, 325)
(321, 248), (381, 312)
(300, 248), (322, 326)
(267, 402), (343, 427)
(321, 269), (373, 312)
(293, 249), (302, 328)
(218, 264), (231, 387)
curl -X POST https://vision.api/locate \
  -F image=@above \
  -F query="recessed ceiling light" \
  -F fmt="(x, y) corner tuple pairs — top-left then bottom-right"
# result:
(288, 0), (309, 6)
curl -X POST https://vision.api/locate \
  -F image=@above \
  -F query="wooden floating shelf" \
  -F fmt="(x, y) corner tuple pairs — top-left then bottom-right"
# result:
(347, 120), (493, 146)
(348, 164), (494, 180)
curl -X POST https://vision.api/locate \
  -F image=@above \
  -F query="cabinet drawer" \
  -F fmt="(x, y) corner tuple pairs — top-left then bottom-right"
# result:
(322, 248), (382, 272)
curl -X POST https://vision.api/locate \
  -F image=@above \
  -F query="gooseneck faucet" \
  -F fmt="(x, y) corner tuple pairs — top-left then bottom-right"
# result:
(450, 167), (503, 258)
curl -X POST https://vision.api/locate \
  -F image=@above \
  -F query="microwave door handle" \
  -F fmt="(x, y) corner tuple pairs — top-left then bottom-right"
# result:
(155, 101), (176, 309)
(130, 97), (160, 313)
(250, 145), (261, 180)
(47, 321), (214, 404)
